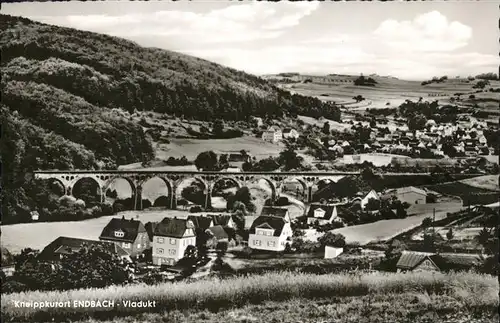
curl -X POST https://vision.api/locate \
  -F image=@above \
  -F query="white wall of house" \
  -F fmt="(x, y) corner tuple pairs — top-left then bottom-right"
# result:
(152, 229), (196, 266)
(396, 191), (426, 205)
(283, 130), (299, 139)
(361, 190), (379, 210)
(324, 246), (343, 259)
(262, 130), (282, 143)
(248, 223), (292, 252)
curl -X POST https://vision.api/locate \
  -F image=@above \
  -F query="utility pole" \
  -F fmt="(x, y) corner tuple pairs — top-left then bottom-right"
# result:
(432, 208), (436, 251)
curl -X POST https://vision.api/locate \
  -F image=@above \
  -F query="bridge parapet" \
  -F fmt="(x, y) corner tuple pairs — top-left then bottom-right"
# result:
(33, 170), (362, 209)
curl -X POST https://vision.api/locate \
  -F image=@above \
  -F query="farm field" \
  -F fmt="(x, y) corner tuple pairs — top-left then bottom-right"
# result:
(2, 271), (497, 323)
(459, 175), (499, 191)
(297, 115), (350, 131)
(425, 182), (499, 206)
(156, 136), (285, 161)
(306, 202), (464, 245)
(279, 77), (500, 108)
(412, 227), (483, 241)
(0, 209), (188, 254)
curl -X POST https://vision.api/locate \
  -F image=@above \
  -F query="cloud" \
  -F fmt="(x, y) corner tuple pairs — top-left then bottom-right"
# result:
(373, 11), (473, 52)
(32, 2), (319, 44)
(21, 7), (498, 80)
(183, 44), (498, 80)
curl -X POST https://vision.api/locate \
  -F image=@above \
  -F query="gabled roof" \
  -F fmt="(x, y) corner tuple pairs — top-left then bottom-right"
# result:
(249, 216), (286, 237)
(153, 218), (195, 238)
(187, 215), (213, 231)
(206, 225), (229, 240)
(210, 214), (232, 227)
(283, 128), (292, 133)
(393, 186), (427, 196)
(256, 222), (274, 230)
(396, 251), (435, 270)
(307, 204), (336, 220)
(261, 206), (289, 218)
(99, 217), (146, 243)
(38, 236), (129, 262)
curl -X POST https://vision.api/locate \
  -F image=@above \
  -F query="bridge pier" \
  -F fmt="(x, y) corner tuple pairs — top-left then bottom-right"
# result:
(204, 189), (212, 210)
(134, 186), (143, 211)
(170, 192), (177, 210)
(307, 186), (313, 203)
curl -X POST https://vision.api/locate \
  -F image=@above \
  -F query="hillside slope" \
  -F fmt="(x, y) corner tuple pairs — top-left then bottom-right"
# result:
(0, 14), (340, 222)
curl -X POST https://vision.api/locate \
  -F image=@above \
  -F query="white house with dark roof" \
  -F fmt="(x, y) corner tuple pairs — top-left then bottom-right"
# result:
(282, 128), (300, 139)
(306, 204), (338, 225)
(99, 217), (150, 257)
(262, 126), (282, 143)
(152, 217), (196, 266)
(260, 206), (291, 223)
(248, 215), (292, 252)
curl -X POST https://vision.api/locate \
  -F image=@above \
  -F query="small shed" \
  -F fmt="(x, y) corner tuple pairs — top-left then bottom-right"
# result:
(324, 246), (344, 259)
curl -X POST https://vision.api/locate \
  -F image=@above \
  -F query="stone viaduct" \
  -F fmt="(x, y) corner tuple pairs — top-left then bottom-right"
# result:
(33, 170), (361, 210)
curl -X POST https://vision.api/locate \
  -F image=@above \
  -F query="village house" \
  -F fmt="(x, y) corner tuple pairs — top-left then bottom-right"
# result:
(205, 225), (230, 247)
(385, 186), (427, 205)
(189, 212), (235, 229)
(210, 213), (235, 229)
(306, 203), (338, 225)
(251, 117), (264, 128)
(152, 217), (196, 266)
(248, 215), (293, 252)
(99, 217), (150, 257)
(261, 206), (291, 223)
(37, 236), (131, 264)
(360, 190), (380, 210)
(282, 128), (300, 140)
(1, 247), (16, 277)
(396, 251), (482, 273)
(227, 151), (252, 163)
(262, 126), (282, 143)
(187, 215), (214, 232)
(396, 251), (440, 273)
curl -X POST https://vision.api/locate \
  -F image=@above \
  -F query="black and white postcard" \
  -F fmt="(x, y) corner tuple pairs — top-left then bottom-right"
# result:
(1, 1), (499, 322)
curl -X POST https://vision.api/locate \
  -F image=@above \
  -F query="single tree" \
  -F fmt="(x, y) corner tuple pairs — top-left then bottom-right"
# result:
(322, 122), (330, 135)
(195, 151), (219, 171)
(213, 119), (224, 136)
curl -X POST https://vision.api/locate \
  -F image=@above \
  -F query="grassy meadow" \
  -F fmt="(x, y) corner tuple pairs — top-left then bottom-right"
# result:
(2, 271), (498, 323)
(0, 210), (187, 254)
(305, 202), (463, 245)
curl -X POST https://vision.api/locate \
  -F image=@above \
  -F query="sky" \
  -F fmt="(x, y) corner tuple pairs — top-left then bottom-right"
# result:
(3, 0), (499, 80)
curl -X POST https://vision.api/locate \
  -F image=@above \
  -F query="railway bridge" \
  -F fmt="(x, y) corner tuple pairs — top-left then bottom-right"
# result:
(34, 170), (363, 210)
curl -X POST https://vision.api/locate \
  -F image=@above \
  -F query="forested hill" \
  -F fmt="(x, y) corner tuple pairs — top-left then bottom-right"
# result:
(0, 14), (339, 168)
(1, 14), (339, 121)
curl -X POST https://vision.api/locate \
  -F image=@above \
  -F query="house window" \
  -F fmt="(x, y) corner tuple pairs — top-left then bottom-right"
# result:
(268, 241), (276, 247)
(157, 237), (165, 243)
(122, 242), (131, 248)
(169, 249), (176, 255)
(157, 248), (164, 254)
(137, 244), (141, 249)
(170, 238), (176, 245)
(114, 231), (124, 238)
(254, 240), (261, 246)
